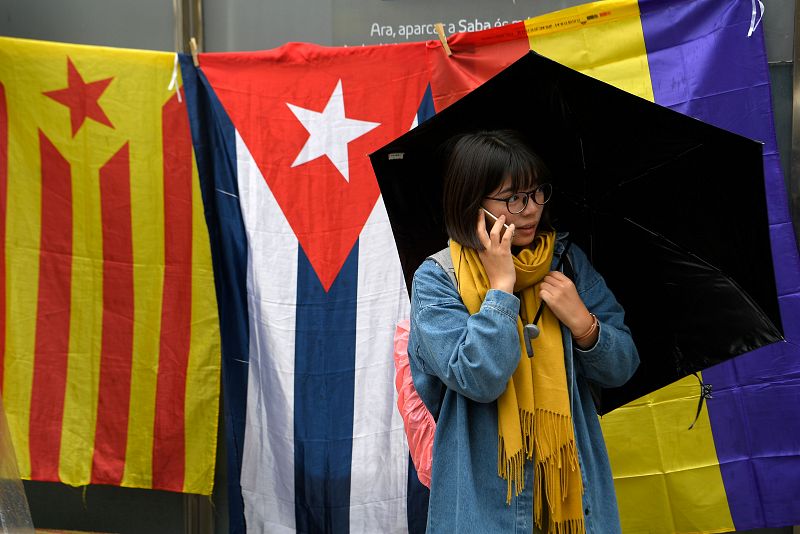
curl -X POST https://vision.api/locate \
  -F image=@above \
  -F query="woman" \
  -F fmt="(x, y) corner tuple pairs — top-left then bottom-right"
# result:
(407, 130), (639, 533)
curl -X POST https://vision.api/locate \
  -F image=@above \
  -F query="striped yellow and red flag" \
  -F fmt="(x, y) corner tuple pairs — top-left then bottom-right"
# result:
(0, 36), (220, 495)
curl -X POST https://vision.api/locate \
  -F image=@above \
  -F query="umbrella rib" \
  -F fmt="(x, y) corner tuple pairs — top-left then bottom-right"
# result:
(600, 144), (704, 200)
(622, 216), (782, 336)
(559, 144), (704, 207)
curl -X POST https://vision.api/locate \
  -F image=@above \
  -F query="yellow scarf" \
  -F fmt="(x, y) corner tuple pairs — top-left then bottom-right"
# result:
(450, 231), (585, 534)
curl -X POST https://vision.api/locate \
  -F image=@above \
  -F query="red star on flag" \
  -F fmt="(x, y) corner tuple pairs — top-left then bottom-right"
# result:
(44, 57), (114, 136)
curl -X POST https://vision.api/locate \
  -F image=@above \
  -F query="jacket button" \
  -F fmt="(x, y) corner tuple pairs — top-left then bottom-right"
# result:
(584, 507), (590, 516)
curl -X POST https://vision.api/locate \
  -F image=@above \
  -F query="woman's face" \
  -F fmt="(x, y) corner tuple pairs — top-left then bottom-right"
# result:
(481, 177), (544, 247)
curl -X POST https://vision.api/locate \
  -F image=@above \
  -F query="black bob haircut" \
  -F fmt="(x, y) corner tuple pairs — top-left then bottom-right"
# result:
(442, 130), (551, 250)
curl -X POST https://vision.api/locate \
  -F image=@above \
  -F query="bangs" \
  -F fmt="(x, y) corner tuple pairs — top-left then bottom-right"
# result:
(477, 132), (548, 196)
(505, 149), (546, 193)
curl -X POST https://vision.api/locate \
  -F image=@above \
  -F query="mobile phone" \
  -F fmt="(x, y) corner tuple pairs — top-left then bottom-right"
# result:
(482, 208), (510, 236)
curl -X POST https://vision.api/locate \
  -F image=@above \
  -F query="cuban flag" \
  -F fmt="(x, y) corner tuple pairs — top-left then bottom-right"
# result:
(180, 44), (433, 533)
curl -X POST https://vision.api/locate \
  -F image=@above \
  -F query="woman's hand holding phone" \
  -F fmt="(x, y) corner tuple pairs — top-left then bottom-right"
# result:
(477, 209), (515, 293)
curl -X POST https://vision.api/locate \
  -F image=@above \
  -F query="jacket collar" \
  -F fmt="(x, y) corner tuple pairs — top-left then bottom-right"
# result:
(552, 231), (571, 267)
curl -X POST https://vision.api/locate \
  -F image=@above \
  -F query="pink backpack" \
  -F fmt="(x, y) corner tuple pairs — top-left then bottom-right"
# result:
(393, 249), (456, 488)
(393, 319), (435, 488)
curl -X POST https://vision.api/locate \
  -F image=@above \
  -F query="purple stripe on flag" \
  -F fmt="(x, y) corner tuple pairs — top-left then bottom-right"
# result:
(640, 0), (800, 529)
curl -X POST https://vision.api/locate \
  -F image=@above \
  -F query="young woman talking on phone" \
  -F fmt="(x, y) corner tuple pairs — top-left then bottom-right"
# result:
(407, 130), (639, 533)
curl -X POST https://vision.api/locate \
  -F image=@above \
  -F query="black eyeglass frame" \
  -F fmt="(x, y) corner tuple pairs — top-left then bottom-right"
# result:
(484, 183), (553, 214)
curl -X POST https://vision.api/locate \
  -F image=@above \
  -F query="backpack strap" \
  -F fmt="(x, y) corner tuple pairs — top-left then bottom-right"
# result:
(424, 247), (457, 420)
(561, 247), (575, 281)
(427, 247), (457, 290)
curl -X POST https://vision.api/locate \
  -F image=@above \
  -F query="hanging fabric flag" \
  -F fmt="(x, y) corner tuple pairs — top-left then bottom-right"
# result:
(0, 36), (221, 495)
(181, 43), (432, 533)
(424, 0), (800, 532)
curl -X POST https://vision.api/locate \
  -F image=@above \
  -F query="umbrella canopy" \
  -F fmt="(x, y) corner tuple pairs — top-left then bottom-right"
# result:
(369, 51), (783, 414)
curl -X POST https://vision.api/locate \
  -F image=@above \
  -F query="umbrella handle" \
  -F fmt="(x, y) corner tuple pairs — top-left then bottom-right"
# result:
(523, 324), (539, 358)
(687, 372), (713, 430)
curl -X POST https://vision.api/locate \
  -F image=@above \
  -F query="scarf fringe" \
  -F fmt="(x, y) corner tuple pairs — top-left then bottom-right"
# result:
(498, 435), (524, 503)
(500, 408), (585, 532)
(498, 408), (535, 502)
(539, 517), (586, 534)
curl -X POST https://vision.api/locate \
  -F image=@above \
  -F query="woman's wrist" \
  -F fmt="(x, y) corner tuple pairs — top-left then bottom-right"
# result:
(569, 311), (594, 337)
(489, 275), (515, 294)
(572, 312), (599, 348)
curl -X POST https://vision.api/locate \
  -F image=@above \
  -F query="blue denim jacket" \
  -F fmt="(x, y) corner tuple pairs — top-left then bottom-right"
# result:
(408, 235), (639, 533)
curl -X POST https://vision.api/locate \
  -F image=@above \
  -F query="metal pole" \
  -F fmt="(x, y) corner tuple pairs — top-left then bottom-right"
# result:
(193, 0), (204, 52)
(792, 0), (800, 245)
(184, 492), (214, 534)
(173, 0), (183, 53)
(175, 0), (203, 53)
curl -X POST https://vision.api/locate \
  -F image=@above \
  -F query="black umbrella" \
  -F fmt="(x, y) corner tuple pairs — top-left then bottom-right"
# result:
(369, 51), (783, 414)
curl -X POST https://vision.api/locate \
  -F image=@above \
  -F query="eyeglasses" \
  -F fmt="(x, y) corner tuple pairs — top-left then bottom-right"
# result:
(484, 183), (552, 214)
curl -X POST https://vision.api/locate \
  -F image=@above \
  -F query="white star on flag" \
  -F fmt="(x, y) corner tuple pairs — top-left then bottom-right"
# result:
(287, 79), (380, 182)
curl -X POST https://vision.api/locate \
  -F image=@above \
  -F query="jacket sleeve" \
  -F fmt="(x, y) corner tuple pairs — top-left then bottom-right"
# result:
(569, 247), (640, 388)
(409, 260), (522, 403)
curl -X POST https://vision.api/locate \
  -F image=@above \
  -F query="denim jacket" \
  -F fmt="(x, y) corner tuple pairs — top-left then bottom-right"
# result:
(408, 235), (639, 533)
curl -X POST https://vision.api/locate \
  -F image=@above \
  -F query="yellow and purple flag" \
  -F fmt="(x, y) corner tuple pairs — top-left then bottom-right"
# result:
(428, 1), (799, 531)
(0, 37), (220, 495)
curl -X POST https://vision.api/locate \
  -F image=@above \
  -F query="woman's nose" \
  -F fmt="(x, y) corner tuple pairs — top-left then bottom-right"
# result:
(522, 196), (540, 214)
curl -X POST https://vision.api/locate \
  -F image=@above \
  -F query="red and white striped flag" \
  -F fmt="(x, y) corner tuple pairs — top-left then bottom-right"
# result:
(0, 36), (220, 495)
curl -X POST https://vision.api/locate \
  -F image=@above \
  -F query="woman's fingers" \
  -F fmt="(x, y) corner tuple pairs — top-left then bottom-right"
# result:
(542, 272), (575, 292)
(543, 271), (565, 283)
(488, 215), (506, 243)
(540, 276), (570, 305)
(476, 209), (491, 248)
(477, 210), (515, 292)
(477, 209), (509, 248)
(501, 222), (515, 246)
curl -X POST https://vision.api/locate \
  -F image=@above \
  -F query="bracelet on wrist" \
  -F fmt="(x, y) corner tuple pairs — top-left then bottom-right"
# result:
(573, 313), (598, 341)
